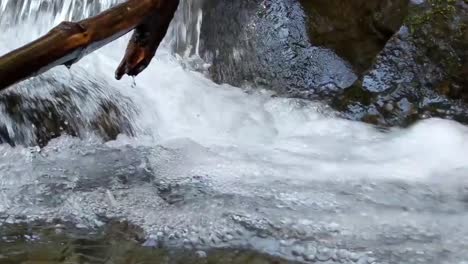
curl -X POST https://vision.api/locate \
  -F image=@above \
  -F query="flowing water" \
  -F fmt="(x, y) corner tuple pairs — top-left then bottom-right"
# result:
(1, 1), (468, 263)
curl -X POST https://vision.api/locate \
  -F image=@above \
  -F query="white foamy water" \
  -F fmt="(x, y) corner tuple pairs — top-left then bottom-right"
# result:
(1, 1), (468, 263)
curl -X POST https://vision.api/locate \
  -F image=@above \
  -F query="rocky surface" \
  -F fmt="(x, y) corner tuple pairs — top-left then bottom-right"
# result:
(199, 0), (468, 127)
(0, 221), (297, 264)
(299, 0), (409, 73)
(199, 0), (357, 99)
(0, 74), (136, 147)
(334, 0), (468, 126)
(198, 0), (408, 98)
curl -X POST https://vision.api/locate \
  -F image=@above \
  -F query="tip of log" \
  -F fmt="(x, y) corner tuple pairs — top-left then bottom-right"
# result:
(115, 46), (154, 80)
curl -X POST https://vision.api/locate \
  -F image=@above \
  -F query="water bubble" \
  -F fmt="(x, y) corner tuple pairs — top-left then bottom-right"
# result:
(316, 247), (332, 262)
(142, 238), (157, 248)
(195, 250), (207, 258)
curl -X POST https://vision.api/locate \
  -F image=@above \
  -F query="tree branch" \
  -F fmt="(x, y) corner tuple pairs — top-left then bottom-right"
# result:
(0, 0), (179, 91)
(116, 0), (180, 80)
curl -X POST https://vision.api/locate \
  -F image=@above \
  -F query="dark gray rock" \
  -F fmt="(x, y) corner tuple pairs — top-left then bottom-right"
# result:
(300, 0), (409, 73)
(0, 75), (136, 147)
(334, 0), (468, 126)
(199, 0), (357, 99)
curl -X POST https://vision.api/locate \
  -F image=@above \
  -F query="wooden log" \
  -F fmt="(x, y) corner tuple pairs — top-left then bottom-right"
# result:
(0, 0), (179, 91)
(116, 0), (180, 80)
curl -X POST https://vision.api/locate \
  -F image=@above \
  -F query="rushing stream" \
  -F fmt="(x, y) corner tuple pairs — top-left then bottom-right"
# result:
(1, 0), (468, 263)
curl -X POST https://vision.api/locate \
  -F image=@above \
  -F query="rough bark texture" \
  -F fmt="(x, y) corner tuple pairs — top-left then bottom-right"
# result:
(0, 0), (179, 91)
(116, 0), (180, 80)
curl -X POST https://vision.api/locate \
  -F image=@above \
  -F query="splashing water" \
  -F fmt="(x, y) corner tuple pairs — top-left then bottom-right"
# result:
(1, 1), (468, 263)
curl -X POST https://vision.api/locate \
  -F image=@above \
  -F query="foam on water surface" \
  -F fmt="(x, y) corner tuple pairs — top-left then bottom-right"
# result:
(1, 1), (468, 263)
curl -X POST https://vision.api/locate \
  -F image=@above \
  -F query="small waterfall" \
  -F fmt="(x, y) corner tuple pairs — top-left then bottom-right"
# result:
(0, 0), (119, 26)
(171, 0), (204, 57)
(0, 0), (204, 55)
(1, 1), (468, 262)
(0, 0), (204, 146)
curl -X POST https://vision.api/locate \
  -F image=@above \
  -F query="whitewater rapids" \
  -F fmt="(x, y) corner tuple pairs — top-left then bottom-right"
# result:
(0, 1), (468, 263)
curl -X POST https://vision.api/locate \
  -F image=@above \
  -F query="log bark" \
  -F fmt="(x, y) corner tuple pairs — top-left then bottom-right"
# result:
(116, 0), (180, 80)
(0, 0), (179, 91)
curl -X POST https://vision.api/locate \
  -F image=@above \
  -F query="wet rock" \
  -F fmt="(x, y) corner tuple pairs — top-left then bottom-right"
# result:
(334, 0), (468, 126)
(199, 0), (468, 127)
(0, 221), (299, 264)
(198, 0), (410, 101)
(0, 75), (136, 147)
(199, 0), (357, 98)
(300, 0), (409, 73)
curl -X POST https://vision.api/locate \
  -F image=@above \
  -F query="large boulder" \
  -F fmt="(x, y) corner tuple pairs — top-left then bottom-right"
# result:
(198, 0), (409, 103)
(333, 0), (468, 126)
(198, 0), (358, 99)
(198, 0), (468, 127)
(299, 0), (409, 73)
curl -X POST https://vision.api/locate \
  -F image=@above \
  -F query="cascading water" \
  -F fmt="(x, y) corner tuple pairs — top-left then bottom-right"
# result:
(1, 1), (468, 263)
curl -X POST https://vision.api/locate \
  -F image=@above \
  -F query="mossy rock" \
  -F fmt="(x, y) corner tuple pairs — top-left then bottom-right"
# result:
(335, 0), (468, 126)
(299, 0), (409, 73)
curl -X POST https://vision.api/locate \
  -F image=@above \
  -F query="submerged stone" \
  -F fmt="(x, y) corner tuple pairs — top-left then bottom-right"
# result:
(0, 74), (136, 147)
(0, 221), (298, 264)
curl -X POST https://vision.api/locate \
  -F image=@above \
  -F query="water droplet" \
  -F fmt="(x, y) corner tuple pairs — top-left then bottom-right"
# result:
(131, 77), (137, 88)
